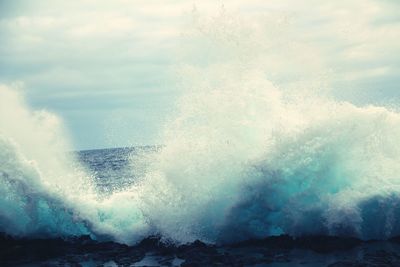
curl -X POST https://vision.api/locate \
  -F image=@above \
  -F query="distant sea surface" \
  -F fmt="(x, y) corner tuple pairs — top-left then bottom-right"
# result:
(77, 146), (158, 195)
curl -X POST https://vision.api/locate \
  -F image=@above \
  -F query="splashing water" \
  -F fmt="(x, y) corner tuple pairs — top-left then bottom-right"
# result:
(0, 85), (148, 243)
(135, 68), (400, 243)
(1, 11), (400, 245)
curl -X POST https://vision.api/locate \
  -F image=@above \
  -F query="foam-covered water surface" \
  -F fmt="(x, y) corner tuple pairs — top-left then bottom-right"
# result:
(77, 146), (159, 196)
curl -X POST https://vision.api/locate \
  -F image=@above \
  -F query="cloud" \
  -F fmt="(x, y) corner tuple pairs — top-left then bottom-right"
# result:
(0, 0), (399, 149)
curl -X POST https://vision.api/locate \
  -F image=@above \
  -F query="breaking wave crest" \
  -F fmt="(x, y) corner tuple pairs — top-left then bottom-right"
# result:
(1, 12), (400, 245)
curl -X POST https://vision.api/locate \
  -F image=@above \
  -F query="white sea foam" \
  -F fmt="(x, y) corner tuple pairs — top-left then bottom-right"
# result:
(1, 11), (400, 245)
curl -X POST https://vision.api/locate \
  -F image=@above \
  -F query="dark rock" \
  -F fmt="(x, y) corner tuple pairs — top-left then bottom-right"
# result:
(0, 233), (397, 266)
(230, 234), (361, 253)
(390, 236), (400, 243)
(295, 235), (362, 253)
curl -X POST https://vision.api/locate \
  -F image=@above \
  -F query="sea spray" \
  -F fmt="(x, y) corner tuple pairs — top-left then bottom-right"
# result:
(0, 85), (149, 243)
(136, 65), (400, 243)
(0, 85), (91, 237)
(1, 9), (400, 245)
(131, 10), (400, 243)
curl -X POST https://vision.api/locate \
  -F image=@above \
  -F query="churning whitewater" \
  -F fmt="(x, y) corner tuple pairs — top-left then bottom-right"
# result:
(2, 71), (400, 245)
(1, 12), (400, 245)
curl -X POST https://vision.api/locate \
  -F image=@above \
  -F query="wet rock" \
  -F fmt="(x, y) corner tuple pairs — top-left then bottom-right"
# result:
(231, 234), (362, 253)
(0, 233), (398, 266)
(295, 235), (362, 253)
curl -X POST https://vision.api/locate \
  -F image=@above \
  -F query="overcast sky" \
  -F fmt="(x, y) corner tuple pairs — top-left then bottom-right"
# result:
(0, 0), (399, 149)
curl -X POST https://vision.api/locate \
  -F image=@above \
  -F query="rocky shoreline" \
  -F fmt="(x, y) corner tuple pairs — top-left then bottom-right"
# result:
(2, 233), (400, 266)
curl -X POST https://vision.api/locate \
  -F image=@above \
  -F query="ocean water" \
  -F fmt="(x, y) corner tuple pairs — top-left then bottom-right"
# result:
(2, 78), (400, 246)
(77, 147), (158, 196)
(1, 12), (400, 247)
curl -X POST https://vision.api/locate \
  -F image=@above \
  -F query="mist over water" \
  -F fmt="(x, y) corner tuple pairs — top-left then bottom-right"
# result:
(1, 11), (400, 245)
